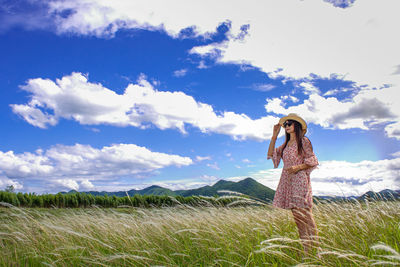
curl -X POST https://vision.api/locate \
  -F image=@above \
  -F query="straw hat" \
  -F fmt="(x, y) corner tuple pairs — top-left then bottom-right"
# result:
(279, 113), (307, 134)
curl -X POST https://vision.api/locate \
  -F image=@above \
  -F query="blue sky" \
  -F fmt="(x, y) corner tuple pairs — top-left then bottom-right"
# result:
(0, 0), (399, 196)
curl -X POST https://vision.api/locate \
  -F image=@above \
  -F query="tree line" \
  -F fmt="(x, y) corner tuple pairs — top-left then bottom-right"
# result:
(0, 190), (250, 208)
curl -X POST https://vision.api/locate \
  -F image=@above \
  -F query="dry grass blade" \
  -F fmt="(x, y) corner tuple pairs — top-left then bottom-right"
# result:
(41, 223), (115, 249)
(371, 243), (400, 256)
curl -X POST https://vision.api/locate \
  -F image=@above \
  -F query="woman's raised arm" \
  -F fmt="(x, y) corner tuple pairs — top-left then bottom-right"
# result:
(267, 123), (281, 158)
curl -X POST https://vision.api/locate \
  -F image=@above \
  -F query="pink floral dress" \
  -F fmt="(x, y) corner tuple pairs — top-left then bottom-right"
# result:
(268, 136), (318, 209)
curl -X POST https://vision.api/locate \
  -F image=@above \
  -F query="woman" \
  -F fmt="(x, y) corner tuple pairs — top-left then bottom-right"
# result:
(267, 113), (319, 256)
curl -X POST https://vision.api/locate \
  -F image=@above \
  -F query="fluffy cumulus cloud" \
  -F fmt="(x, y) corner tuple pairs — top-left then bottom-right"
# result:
(11, 72), (278, 141)
(0, 176), (23, 191)
(251, 158), (400, 197)
(0, 143), (192, 192)
(45, 0), (247, 38)
(79, 179), (94, 190)
(264, 85), (400, 139)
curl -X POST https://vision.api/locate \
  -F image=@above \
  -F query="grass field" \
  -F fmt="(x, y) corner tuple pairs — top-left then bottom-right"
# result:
(0, 200), (399, 266)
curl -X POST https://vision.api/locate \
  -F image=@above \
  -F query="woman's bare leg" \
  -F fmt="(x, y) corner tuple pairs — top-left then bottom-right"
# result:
(292, 207), (319, 255)
(304, 208), (319, 249)
(292, 208), (310, 255)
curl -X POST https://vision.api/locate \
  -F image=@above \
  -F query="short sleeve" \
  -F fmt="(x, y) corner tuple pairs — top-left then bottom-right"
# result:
(302, 137), (318, 175)
(268, 144), (284, 168)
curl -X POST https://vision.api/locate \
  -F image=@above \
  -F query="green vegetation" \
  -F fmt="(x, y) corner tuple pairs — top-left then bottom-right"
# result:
(0, 190), (252, 208)
(0, 178), (275, 209)
(0, 200), (399, 266)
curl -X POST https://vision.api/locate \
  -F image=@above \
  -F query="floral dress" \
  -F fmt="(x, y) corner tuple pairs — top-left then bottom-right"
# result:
(268, 136), (318, 209)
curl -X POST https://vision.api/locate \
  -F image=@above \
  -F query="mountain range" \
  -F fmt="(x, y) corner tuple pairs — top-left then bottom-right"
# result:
(71, 177), (275, 201)
(67, 177), (400, 202)
(313, 189), (400, 201)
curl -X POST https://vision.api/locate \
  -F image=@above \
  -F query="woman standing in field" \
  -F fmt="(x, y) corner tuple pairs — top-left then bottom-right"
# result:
(267, 113), (320, 256)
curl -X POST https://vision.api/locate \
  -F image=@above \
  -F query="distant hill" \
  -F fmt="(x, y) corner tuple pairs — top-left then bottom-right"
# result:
(315, 189), (400, 202)
(67, 177), (276, 201)
(79, 185), (178, 198)
(65, 178), (399, 203)
(358, 189), (400, 201)
(176, 178), (275, 201)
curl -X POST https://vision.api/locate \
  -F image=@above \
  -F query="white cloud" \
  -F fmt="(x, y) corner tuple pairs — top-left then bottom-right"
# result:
(391, 151), (400, 158)
(173, 68), (188, 77)
(151, 181), (207, 191)
(88, 127), (100, 133)
(11, 72), (279, 141)
(195, 155), (211, 162)
(385, 121), (400, 140)
(47, 0), (241, 38)
(264, 85), (400, 138)
(242, 158), (251, 163)
(0, 150), (54, 178)
(281, 95), (299, 103)
(392, 64), (400, 75)
(80, 179), (94, 190)
(54, 179), (79, 191)
(251, 83), (276, 92)
(0, 143), (193, 192)
(250, 157), (400, 197)
(0, 176), (23, 190)
(322, 87), (355, 97)
(207, 162), (220, 170)
(140, 175), (220, 191)
(11, 104), (58, 128)
(297, 82), (321, 95)
(197, 60), (208, 69)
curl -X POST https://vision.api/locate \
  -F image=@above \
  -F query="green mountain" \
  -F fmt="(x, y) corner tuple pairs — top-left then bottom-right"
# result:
(177, 178), (275, 201)
(358, 189), (400, 201)
(72, 177), (275, 201)
(315, 189), (400, 202)
(133, 185), (177, 196)
(64, 180), (400, 203)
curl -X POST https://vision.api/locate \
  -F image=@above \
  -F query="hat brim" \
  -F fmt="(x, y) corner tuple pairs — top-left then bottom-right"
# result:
(279, 115), (307, 133)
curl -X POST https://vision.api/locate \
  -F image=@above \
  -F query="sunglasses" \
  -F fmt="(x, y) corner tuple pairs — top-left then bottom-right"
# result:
(283, 120), (294, 127)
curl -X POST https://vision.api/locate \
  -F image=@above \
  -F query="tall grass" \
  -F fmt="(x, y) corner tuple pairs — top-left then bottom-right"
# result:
(0, 199), (399, 266)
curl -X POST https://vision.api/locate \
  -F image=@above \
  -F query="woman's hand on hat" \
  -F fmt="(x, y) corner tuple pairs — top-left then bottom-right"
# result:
(272, 123), (281, 138)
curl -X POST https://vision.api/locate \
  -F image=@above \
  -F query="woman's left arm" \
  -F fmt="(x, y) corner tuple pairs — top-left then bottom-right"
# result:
(287, 163), (311, 174)
(287, 137), (318, 174)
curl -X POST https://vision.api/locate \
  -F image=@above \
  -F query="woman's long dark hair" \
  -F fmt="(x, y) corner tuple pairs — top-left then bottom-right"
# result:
(282, 120), (308, 156)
